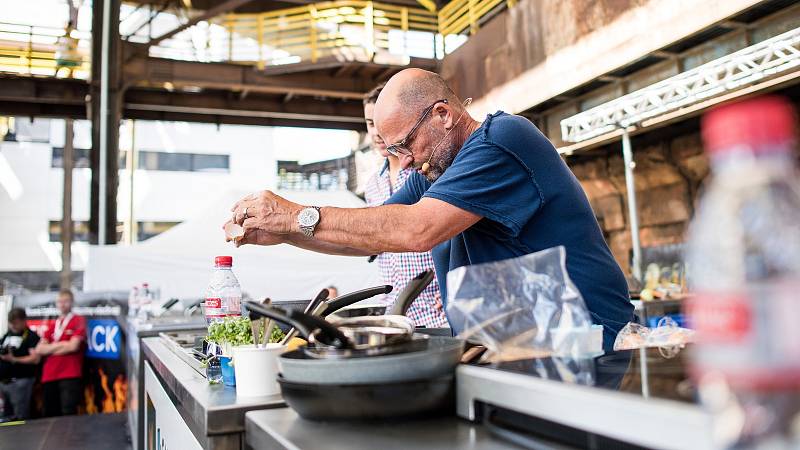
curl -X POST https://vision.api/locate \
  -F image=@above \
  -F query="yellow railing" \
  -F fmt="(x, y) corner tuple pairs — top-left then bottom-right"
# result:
(0, 0), (514, 79)
(438, 0), (512, 36)
(216, 1), (438, 67)
(0, 23), (90, 78)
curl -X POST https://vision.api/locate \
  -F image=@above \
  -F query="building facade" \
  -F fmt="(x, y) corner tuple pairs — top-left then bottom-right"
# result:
(0, 119), (277, 291)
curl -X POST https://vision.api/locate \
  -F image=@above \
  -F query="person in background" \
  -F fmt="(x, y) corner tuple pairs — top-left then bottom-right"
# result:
(0, 308), (41, 420)
(35, 289), (86, 416)
(363, 83), (449, 328)
(326, 286), (339, 300)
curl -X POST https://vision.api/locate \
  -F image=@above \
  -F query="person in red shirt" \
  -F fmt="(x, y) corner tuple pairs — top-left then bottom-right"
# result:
(35, 289), (86, 416)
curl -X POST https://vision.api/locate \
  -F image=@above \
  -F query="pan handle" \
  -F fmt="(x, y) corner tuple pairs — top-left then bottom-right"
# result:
(388, 270), (435, 316)
(245, 302), (350, 349)
(323, 285), (393, 317)
(281, 288), (330, 344)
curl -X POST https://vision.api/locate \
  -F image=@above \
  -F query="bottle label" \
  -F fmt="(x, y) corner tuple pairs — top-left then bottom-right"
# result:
(686, 293), (751, 342)
(226, 296), (241, 315)
(206, 298), (222, 309)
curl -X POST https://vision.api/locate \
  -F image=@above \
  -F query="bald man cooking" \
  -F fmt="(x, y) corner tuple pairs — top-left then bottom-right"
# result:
(227, 69), (633, 349)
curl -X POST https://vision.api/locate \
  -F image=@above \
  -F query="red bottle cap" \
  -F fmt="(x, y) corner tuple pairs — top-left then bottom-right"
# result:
(215, 256), (233, 267)
(702, 96), (797, 154)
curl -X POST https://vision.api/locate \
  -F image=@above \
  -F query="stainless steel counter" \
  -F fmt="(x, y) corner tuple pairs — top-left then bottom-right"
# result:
(125, 316), (208, 450)
(141, 336), (286, 450)
(244, 408), (524, 450)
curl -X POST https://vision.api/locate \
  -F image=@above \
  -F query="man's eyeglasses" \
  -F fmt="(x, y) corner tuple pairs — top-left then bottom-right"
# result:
(385, 99), (448, 158)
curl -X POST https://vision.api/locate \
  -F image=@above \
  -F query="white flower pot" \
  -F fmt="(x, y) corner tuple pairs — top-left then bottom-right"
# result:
(232, 343), (286, 397)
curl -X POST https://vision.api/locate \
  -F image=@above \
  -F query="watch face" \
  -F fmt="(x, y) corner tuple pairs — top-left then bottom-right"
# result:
(298, 207), (320, 227)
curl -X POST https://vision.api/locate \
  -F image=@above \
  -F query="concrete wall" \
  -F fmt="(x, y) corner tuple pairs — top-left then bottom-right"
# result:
(441, 0), (763, 116)
(568, 127), (707, 273)
(568, 93), (800, 273)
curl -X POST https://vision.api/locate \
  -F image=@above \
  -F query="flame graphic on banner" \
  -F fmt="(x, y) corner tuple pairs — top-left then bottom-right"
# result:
(82, 369), (129, 414)
(99, 368), (115, 413)
(113, 374), (128, 412)
(83, 385), (99, 414)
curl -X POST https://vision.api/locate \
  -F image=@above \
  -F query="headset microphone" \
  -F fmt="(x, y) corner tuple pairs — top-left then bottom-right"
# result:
(420, 97), (472, 175)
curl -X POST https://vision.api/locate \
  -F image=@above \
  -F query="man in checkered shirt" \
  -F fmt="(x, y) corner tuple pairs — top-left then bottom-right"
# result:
(363, 84), (449, 328)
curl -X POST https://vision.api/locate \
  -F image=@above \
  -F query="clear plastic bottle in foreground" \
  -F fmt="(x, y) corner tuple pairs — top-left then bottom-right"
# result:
(204, 256), (242, 325)
(685, 96), (800, 448)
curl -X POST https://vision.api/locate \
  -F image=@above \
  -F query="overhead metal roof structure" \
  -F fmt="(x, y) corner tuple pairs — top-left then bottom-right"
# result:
(560, 25), (800, 144)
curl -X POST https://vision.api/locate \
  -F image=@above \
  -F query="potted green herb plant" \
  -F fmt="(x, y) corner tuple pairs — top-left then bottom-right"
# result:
(206, 316), (286, 391)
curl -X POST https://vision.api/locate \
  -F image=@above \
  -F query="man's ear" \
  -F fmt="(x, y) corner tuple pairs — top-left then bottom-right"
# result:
(434, 103), (453, 129)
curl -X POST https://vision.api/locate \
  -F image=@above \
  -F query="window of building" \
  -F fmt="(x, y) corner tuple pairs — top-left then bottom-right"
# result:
(137, 221), (180, 241)
(52, 147), (92, 168)
(133, 151), (229, 172)
(49, 221), (126, 242)
(192, 154), (230, 173)
(110, 150), (231, 172)
(49, 221), (91, 242)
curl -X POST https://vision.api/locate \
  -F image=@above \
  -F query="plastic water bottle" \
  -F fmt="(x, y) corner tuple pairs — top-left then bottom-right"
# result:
(204, 256), (242, 325)
(127, 285), (139, 318)
(685, 96), (800, 448)
(138, 283), (153, 319)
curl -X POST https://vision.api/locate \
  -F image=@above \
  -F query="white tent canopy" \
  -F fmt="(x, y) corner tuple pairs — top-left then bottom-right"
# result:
(83, 189), (381, 301)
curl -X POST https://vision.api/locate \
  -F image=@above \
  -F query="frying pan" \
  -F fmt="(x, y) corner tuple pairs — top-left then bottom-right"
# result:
(278, 335), (464, 385)
(244, 302), (464, 383)
(277, 374), (454, 421)
(277, 285), (392, 343)
(245, 302), (421, 358)
(309, 269), (432, 339)
(313, 284), (393, 318)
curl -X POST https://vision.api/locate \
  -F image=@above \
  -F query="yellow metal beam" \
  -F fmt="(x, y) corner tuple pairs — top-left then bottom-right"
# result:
(416, 0), (437, 13)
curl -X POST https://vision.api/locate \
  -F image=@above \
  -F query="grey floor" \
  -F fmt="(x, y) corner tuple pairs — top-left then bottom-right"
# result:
(0, 413), (130, 450)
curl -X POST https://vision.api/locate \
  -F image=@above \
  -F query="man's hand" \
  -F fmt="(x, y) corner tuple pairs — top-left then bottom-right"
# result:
(0, 353), (13, 362)
(226, 191), (303, 247)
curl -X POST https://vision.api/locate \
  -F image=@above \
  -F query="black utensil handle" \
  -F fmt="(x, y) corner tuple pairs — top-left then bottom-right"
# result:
(245, 302), (308, 336)
(304, 288), (329, 314)
(284, 309), (350, 348)
(389, 270), (435, 316)
(161, 298), (180, 310)
(245, 302), (351, 348)
(323, 285), (393, 317)
(283, 288), (331, 343)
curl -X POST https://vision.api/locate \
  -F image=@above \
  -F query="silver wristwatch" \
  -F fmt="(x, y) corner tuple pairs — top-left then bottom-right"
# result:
(297, 206), (321, 237)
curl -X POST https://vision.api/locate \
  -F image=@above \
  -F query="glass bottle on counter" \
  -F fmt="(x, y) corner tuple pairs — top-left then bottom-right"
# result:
(204, 256), (242, 325)
(685, 96), (800, 449)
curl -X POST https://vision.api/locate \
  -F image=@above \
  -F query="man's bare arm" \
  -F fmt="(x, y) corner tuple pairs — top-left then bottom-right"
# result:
(293, 198), (480, 254)
(233, 191), (481, 254)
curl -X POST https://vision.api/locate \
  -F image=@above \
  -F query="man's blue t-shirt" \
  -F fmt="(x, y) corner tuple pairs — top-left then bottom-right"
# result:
(386, 112), (633, 350)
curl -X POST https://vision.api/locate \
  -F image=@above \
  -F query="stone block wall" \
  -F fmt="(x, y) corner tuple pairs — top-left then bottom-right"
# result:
(566, 130), (709, 274)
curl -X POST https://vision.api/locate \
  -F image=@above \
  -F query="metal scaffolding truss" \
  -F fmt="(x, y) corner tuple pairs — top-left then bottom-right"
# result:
(561, 25), (800, 143)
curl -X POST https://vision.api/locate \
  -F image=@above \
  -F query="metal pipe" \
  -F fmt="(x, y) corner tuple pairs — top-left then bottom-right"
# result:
(99, 0), (111, 245)
(126, 119), (137, 245)
(61, 118), (74, 290)
(621, 128), (642, 282)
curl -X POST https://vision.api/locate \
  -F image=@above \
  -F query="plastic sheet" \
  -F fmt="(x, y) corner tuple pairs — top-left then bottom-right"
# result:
(446, 246), (594, 361)
(613, 317), (695, 351)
